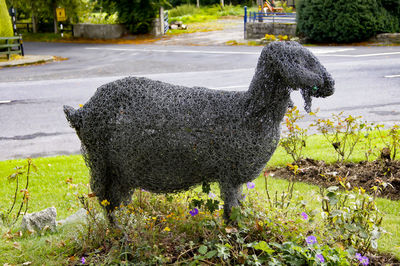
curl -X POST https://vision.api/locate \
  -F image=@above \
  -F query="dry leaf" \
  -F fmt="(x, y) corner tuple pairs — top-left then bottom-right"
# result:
(225, 226), (238, 234)
(13, 241), (21, 250)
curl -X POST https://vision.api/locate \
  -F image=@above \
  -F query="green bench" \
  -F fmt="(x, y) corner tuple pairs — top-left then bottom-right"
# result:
(0, 36), (24, 60)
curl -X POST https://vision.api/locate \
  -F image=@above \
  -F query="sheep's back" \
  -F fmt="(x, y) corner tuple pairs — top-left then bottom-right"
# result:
(78, 77), (279, 192)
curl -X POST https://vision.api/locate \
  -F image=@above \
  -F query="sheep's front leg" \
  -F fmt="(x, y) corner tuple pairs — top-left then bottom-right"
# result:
(219, 182), (244, 221)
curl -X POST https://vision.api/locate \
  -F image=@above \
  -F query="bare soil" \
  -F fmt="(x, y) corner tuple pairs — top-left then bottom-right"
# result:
(268, 158), (400, 200)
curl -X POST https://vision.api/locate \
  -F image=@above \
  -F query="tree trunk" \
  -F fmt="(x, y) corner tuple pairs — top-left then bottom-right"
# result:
(31, 13), (37, 33)
(257, 0), (263, 7)
(220, 0), (224, 7)
(196, 0), (199, 8)
(52, 1), (58, 34)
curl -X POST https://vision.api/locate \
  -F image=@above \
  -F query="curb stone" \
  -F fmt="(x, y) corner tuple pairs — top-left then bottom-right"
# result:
(0, 55), (55, 68)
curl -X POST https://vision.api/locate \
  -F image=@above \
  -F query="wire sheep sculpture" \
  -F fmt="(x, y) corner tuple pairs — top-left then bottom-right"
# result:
(64, 41), (334, 221)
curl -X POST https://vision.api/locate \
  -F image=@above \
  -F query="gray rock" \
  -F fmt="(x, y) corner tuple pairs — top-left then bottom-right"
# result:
(57, 208), (87, 226)
(64, 41), (334, 220)
(21, 207), (57, 232)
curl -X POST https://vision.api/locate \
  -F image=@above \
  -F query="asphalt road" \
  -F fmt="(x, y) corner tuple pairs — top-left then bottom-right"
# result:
(1, 42), (400, 160)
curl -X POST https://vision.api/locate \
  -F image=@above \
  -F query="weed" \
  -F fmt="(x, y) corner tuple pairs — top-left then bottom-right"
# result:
(1, 158), (36, 227)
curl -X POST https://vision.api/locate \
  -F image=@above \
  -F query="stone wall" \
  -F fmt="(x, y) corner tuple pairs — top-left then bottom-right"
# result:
(73, 24), (128, 39)
(245, 22), (296, 39)
(372, 33), (400, 44)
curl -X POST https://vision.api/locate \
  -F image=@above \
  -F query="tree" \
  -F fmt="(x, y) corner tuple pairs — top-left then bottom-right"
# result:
(0, 0), (13, 37)
(6, 0), (86, 33)
(103, 0), (170, 34)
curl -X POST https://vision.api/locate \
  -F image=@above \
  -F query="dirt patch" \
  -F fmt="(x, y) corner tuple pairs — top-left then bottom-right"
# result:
(268, 158), (400, 200)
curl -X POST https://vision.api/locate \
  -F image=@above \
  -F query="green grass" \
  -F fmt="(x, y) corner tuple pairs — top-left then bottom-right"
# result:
(168, 4), (245, 24)
(0, 130), (399, 263)
(21, 32), (74, 42)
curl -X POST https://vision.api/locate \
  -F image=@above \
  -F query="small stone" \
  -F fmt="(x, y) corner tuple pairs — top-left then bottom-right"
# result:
(21, 207), (57, 233)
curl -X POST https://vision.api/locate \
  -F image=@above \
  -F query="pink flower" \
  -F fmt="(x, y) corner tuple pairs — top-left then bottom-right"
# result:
(301, 212), (308, 220)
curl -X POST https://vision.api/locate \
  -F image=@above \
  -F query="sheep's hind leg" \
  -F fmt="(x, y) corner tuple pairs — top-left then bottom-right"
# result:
(219, 182), (244, 222)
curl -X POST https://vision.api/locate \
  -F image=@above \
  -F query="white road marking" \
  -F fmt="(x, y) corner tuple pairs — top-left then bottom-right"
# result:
(85, 47), (357, 55)
(85, 47), (260, 55)
(384, 74), (400, 78)
(321, 51), (400, 57)
(308, 48), (356, 54)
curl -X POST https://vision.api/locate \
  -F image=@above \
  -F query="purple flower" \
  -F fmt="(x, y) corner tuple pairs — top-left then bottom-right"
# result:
(247, 182), (255, 189)
(306, 235), (317, 245)
(301, 212), (309, 220)
(189, 208), (199, 216)
(316, 254), (324, 263)
(208, 192), (216, 199)
(356, 253), (369, 265)
(81, 257), (86, 264)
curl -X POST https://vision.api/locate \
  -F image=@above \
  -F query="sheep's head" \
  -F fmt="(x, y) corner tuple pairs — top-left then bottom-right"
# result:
(261, 41), (335, 112)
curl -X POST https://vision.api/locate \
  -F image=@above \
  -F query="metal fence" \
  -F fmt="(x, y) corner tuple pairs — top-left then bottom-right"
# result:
(244, 6), (296, 36)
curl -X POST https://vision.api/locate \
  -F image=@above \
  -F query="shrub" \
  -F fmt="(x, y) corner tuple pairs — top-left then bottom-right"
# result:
(0, 0), (13, 38)
(297, 0), (400, 43)
(103, 0), (170, 34)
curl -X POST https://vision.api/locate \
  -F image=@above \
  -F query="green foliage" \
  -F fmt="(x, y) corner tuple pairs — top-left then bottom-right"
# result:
(6, 0), (94, 33)
(74, 182), (356, 264)
(0, 0), (13, 37)
(102, 0), (170, 33)
(297, 0), (400, 43)
(168, 4), (243, 24)
(320, 185), (385, 253)
(79, 12), (118, 24)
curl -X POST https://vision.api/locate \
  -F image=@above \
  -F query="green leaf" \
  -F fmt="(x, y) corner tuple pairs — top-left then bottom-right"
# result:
(205, 250), (217, 259)
(253, 241), (275, 254)
(327, 186), (339, 192)
(198, 245), (208, 255)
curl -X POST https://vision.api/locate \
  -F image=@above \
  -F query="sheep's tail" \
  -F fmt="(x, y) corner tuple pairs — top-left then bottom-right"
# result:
(63, 105), (82, 131)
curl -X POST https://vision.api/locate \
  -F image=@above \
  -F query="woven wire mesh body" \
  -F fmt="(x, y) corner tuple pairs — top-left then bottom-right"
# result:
(64, 41), (335, 218)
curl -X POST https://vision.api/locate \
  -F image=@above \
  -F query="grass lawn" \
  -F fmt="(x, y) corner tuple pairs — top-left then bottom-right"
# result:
(0, 132), (399, 263)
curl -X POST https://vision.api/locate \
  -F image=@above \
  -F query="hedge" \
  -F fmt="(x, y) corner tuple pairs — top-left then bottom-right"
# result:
(297, 0), (400, 43)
